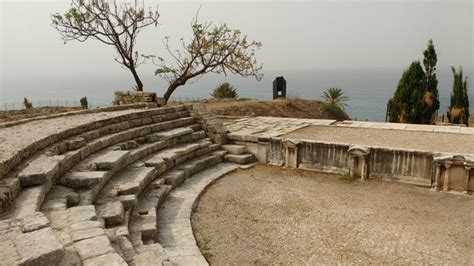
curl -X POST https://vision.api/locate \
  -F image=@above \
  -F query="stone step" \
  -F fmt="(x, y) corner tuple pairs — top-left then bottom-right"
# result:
(116, 167), (157, 197)
(145, 126), (195, 142)
(96, 201), (125, 227)
(129, 184), (172, 242)
(41, 185), (79, 212)
(221, 144), (247, 155)
(162, 170), (186, 189)
(18, 155), (64, 187)
(225, 153), (255, 164)
(150, 117), (195, 133)
(59, 171), (109, 189)
(87, 150), (131, 171)
(144, 139), (213, 170)
(178, 150), (227, 178)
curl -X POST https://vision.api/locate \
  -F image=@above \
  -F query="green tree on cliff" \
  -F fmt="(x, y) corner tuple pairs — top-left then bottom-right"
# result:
(447, 66), (470, 126)
(386, 39), (440, 124)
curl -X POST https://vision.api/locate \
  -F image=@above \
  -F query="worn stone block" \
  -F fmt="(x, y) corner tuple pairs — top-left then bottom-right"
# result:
(90, 150), (130, 171)
(221, 144), (246, 155)
(15, 227), (65, 266)
(59, 171), (107, 189)
(20, 212), (50, 233)
(73, 235), (115, 261)
(96, 202), (124, 227)
(18, 155), (63, 186)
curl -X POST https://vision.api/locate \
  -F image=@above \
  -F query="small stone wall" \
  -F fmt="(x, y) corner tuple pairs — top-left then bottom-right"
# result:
(230, 136), (474, 193)
(114, 91), (165, 106)
(186, 103), (227, 144)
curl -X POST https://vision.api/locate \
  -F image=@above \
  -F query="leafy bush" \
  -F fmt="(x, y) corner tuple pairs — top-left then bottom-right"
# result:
(210, 82), (238, 99)
(321, 103), (348, 121)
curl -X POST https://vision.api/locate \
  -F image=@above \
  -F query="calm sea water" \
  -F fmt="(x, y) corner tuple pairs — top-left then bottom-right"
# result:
(1, 69), (473, 122)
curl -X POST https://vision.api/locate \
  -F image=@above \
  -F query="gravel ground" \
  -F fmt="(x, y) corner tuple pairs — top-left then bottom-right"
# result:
(192, 165), (474, 265)
(283, 125), (474, 154)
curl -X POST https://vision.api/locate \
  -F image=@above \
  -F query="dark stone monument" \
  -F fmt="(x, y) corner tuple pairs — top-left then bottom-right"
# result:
(273, 76), (286, 99)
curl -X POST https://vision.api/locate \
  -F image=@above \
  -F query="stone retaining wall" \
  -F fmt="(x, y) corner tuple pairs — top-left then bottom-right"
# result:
(230, 136), (474, 193)
(114, 91), (165, 106)
(186, 103), (228, 144)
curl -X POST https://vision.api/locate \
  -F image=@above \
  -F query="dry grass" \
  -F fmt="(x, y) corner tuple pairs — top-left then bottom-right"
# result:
(204, 98), (350, 120)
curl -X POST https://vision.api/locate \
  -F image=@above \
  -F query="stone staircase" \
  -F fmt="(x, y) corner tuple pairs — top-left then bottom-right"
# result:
(0, 104), (250, 265)
(222, 144), (255, 164)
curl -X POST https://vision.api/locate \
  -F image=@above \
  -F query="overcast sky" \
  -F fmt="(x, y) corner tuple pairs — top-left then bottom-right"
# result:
(1, 0), (472, 79)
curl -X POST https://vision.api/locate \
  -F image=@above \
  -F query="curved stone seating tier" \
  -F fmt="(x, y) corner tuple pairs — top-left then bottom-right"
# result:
(0, 103), (252, 265)
(1, 106), (190, 215)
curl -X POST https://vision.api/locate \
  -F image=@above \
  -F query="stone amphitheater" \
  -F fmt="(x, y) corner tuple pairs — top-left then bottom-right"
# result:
(0, 103), (472, 265)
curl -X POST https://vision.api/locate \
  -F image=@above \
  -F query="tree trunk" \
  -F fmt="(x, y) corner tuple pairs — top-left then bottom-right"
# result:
(129, 67), (144, 91)
(163, 84), (178, 104)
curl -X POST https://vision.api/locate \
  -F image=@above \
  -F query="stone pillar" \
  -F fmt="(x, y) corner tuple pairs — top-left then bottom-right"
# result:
(432, 162), (441, 191)
(348, 145), (370, 180)
(283, 140), (299, 169)
(443, 163), (451, 191)
(464, 166), (471, 193)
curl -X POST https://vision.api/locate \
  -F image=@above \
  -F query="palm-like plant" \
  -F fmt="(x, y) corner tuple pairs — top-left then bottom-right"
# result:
(321, 87), (349, 109)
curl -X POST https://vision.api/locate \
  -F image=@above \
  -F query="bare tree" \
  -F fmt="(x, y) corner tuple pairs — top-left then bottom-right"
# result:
(151, 17), (263, 103)
(52, 0), (159, 91)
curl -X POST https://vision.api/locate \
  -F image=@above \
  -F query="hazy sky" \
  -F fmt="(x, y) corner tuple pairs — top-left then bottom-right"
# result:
(1, 0), (472, 78)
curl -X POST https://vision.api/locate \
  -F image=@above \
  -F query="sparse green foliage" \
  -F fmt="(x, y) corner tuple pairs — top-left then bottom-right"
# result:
(387, 40), (440, 124)
(52, 0), (159, 91)
(80, 97), (88, 109)
(341, 171), (356, 182)
(448, 66), (470, 126)
(153, 16), (262, 104)
(321, 103), (348, 121)
(321, 88), (349, 110)
(210, 83), (239, 99)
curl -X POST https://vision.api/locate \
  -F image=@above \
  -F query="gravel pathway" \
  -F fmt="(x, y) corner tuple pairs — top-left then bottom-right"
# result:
(192, 165), (474, 265)
(284, 125), (474, 154)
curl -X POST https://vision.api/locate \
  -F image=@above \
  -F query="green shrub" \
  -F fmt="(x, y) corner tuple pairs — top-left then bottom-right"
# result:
(340, 171), (356, 182)
(448, 66), (470, 126)
(321, 103), (347, 121)
(210, 82), (238, 99)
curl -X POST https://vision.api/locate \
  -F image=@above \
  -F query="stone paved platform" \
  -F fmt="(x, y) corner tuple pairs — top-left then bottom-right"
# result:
(225, 117), (474, 155)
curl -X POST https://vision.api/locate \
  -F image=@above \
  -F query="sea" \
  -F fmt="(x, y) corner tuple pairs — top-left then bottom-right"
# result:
(1, 68), (473, 122)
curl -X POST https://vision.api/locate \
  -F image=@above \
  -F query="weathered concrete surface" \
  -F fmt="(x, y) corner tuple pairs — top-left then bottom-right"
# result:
(156, 163), (241, 265)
